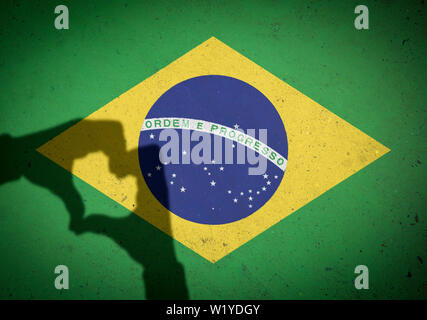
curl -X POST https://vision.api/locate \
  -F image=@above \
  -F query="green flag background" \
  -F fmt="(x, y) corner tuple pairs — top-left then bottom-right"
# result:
(0, 0), (425, 299)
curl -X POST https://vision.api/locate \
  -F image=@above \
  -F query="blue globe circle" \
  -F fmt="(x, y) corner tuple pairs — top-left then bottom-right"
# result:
(138, 75), (288, 225)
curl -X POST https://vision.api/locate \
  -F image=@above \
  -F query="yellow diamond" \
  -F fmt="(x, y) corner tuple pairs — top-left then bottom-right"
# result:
(38, 37), (389, 263)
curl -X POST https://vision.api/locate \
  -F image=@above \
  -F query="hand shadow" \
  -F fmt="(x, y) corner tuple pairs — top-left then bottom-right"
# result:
(77, 145), (189, 299)
(0, 120), (189, 299)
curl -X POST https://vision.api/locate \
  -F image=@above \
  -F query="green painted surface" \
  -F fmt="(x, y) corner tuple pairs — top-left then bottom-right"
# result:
(0, 0), (425, 299)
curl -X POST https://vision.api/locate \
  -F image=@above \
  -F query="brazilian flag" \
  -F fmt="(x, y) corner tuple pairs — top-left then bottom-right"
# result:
(0, 0), (425, 301)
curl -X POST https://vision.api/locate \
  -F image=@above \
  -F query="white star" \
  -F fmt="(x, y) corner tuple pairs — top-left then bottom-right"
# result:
(240, 192), (244, 196)
(256, 191), (260, 194)
(182, 150), (187, 155)
(267, 180), (271, 185)
(180, 186), (186, 192)
(234, 124), (239, 129)
(149, 133), (155, 139)
(203, 167), (208, 171)
(262, 186), (266, 191)
(208, 172), (211, 176)
(227, 190), (232, 194)
(248, 196), (253, 201)
(249, 204), (253, 208)
(170, 181), (174, 185)
(156, 165), (161, 171)
(233, 198), (238, 203)
(263, 174), (268, 179)
(220, 167), (224, 171)
(274, 175), (278, 179)
(147, 173), (152, 177)
(212, 160), (216, 164)
(210, 180), (216, 186)
(248, 189), (252, 193)
(172, 173), (176, 178)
